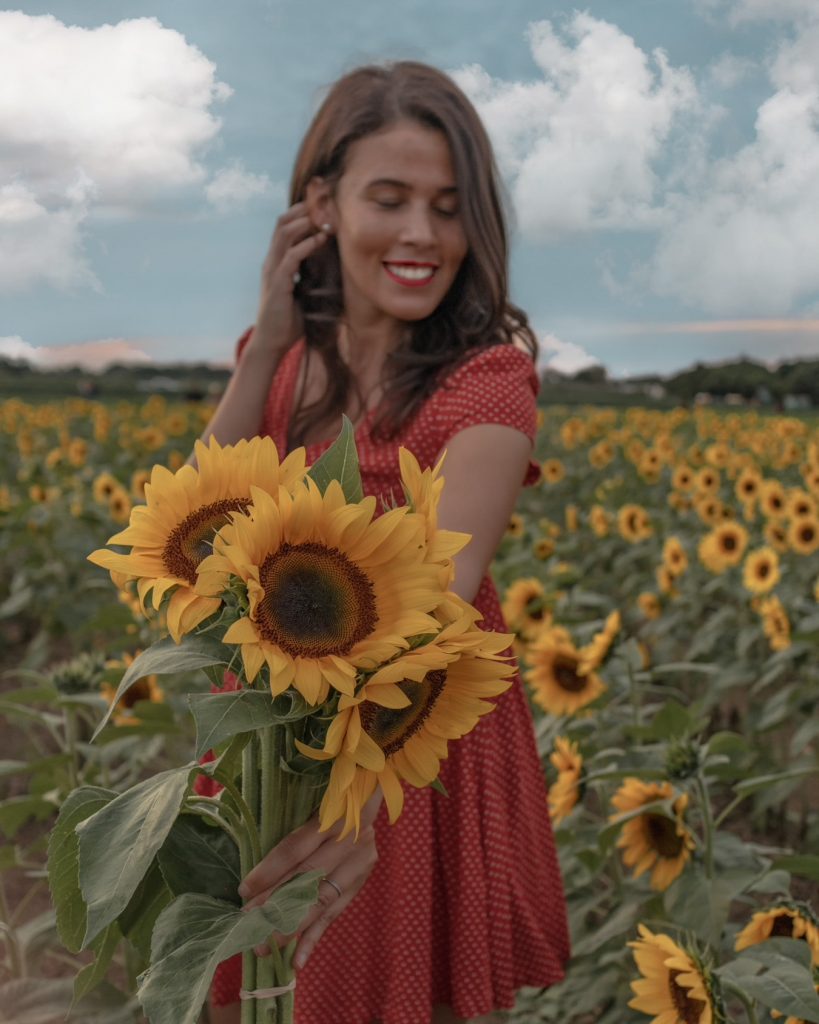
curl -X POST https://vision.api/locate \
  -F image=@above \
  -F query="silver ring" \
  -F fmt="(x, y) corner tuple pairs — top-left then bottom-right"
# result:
(292, 271), (301, 285)
(321, 877), (342, 899)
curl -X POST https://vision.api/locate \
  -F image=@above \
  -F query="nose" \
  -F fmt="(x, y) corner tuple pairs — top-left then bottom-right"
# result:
(397, 202), (436, 247)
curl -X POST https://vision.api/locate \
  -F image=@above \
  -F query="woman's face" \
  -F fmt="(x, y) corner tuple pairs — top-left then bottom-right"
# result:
(324, 119), (469, 336)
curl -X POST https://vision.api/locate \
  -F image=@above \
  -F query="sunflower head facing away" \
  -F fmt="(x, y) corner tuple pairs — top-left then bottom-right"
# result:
(734, 901), (819, 967)
(611, 779), (696, 891)
(88, 435), (308, 642)
(548, 736), (583, 824)
(198, 478), (444, 706)
(629, 924), (723, 1024)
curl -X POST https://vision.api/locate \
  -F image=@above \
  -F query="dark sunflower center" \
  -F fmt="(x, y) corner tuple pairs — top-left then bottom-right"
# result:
(758, 562), (770, 578)
(163, 498), (252, 584)
(627, 513), (639, 532)
(644, 813), (685, 858)
(669, 969), (706, 1024)
(256, 541), (377, 658)
(359, 670), (447, 756)
(799, 525), (816, 543)
(121, 678), (151, 710)
(721, 534), (737, 551)
(555, 655), (587, 693)
(769, 914), (796, 938)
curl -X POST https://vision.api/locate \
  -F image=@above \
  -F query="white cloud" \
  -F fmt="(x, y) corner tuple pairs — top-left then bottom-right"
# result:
(0, 181), (99, 292)
(205, 161), (281, 212)
(0, 336), (152, 370)
(0, 12), (232, 291)
(726, 0), (819, 24)
(648, 20), (819, 314)
(708, 53), (756, 89)
(452, 14), (698, 240)
(537, 332), (600, 375)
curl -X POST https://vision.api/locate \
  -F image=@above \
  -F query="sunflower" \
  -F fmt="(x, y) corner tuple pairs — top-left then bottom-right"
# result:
(699, 522), (748, 573)
(397, 449), (469, 575)
(108, 487), (132, 525)
(296, 604), (515, 836)
(88, 435), (308, 642)
(548, 735), (583, 824)
(525, 629), (606, 716)
(765, 520), (789, 553)
(198, 478), (445, 706)
(565, 504), (579, 532)
(757, 595), (791, 652)
(759, 479), (787, 519)
(589, 441), (615, 469)
(696, 496), (725, 527)
(662, 536), (689, 577)
(786, 488), (817, 520)
(788, 515), (819, 556)
(541, 458), (565, 484)
(131, 468), (151, 500)
(672, 464), (695, 491)
(638, 592), (662, 619)
(101, 652), (164, 727)
(577, 610), (620, 676)
(502, 577), (551, 638)
(734, 902), (819, 967)
(67, 438), (87, 467)
(618, 504), (653, 543)
(695, 467), (720, 495)
(92, 472), (119, 504)
(611, 779), (695, 891)
(742, 547), (780, 595)
(589, 504), (610, 537)
(629, 924), (721, 1024)
(533, 538), (555, 560)
(506, 512), (525, 539)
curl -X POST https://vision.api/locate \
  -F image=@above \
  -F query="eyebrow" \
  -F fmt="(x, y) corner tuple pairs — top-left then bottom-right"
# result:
(364, 177), (458, 194)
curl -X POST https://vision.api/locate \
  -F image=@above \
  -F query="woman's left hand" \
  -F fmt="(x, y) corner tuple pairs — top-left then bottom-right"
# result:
(238, 789), (383, 970)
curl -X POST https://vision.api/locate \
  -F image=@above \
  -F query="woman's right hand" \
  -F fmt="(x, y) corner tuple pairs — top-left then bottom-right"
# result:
(249, 201), (330, 359)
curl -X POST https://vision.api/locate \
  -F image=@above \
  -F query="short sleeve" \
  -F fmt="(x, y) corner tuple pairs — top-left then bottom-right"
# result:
(436, 344), (541, 487)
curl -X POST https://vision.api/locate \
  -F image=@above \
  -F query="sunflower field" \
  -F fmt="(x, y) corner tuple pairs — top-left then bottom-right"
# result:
(1, 393), (818, 1024)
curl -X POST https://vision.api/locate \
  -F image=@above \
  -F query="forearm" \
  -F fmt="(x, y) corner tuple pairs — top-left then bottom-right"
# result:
(188, 345), (283, 466)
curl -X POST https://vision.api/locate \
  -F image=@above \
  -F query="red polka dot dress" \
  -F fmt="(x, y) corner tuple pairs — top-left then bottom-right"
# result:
(208, 331), (571, 1023)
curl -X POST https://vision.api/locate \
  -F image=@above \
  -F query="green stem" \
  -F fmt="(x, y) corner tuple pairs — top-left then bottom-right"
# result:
(695, 772), (716, 880)
(241, 737), (260, 1024)
(724, 982), (759, 1024)
(0, 880), (23, 978)
(64, 706), (79, 791)
(714, 792), (748, 830)
(626, 660), (641, 729)
(216, 773), (262, 865)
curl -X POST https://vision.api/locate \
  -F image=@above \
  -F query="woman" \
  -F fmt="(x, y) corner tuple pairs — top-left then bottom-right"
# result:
(200, 60), (570, 1024)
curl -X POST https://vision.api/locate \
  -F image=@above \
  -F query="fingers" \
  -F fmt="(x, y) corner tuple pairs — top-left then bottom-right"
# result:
(239, 817), (325, 903)
(292, 829), (378, 970)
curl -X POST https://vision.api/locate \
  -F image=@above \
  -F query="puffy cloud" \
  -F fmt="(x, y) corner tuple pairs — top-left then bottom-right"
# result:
(648, 20), (819, 314)
(708, 53), (756, 89)
(0, 336), (152, 370)
(0, 12), (232, 291)
(205, 161), (281, 212)
(537, 332), (600, 375)
(452, 14), (698, 240)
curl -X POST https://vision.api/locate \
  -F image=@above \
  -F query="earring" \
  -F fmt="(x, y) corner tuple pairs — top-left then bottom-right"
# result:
(321, 222), (332, 234)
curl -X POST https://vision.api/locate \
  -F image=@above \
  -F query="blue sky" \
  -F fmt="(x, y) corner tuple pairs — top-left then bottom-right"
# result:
(2, 0), (819, 378)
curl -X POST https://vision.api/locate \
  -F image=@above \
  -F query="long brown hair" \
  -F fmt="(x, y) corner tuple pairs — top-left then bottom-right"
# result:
(288, 60), (538, 447)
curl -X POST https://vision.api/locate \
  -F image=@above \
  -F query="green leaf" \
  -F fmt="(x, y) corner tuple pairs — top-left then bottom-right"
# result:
(188, 689), (313, 759)
(739, 937), (812, 971)
(772, 854), (819, 881)
(137, 872), (322, 1024)
(71, 922), (121, 1009)
(77, 764), (195, 947)
(735, 766), (818, 796)
(91, 635), (233, 740)
(0, 795), (55, 839)
(117, 860), (173, 960)
(739, 960), (819, 1022)
(157, 814), (241, 904)
(48, 786), (117, 952)
(307, 415), (364, 502)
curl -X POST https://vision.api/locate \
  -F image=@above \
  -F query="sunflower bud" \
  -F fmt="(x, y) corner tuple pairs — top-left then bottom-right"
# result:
(665, 736), (703, 780)
(49, 651), (107, 695)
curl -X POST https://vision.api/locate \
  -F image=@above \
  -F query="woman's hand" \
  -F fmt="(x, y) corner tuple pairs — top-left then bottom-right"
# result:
(239, 789), (383, 970)
(249, 200), (330, 360)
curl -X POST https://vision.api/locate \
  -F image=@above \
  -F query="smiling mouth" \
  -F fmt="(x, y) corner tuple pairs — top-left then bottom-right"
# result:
(383, 263), (437, 287)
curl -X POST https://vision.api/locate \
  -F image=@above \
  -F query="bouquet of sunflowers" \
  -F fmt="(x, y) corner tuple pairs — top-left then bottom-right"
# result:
(48, 421), (514, 1024)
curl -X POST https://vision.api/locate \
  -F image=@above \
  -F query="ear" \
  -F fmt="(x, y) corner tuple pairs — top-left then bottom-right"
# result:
(304, 176), (335, 232)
